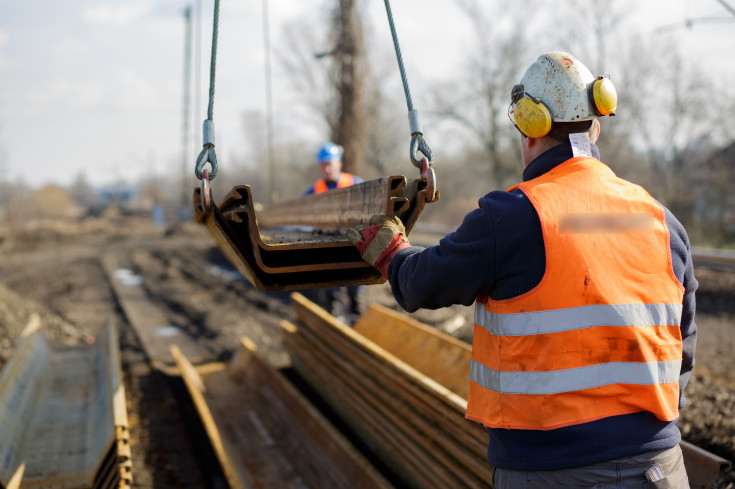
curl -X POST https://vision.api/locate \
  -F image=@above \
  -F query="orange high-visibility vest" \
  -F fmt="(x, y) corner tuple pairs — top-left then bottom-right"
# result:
(312, 173), (356, 194)
(466, 157), (685, 431)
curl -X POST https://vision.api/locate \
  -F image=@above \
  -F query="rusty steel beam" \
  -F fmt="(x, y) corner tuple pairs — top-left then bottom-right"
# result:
(680, 440), (731, 489)
(171, 339), (395, 489)
(691, 247), (735, 272)
(193, 175), (437, 291)
(0, 316), (131, 489)
(256, 176), (409, 231)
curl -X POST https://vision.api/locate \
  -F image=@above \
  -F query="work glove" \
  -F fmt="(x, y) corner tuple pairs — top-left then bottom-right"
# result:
(346, 214), (411, 278)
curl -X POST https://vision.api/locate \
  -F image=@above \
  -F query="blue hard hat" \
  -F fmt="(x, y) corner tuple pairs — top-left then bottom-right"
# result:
(316, 142), (343, 163)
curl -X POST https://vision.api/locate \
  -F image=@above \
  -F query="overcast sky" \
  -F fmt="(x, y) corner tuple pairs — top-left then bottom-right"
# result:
(1, 0), (734, 189)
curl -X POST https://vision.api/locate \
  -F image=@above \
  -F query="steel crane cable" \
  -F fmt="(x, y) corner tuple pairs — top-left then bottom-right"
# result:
(195, 0), (220, 184)
(382, 0), (434, 171)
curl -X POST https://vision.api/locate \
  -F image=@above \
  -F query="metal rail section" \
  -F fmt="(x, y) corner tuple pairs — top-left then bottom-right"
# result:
(283, 294), (731, 489)
(170, 339), (395, 489)
(0, 316), (131, 489)
(102, 253), (211, 371)
(193, 175), (436, 291)
(692, 247), (735, 272)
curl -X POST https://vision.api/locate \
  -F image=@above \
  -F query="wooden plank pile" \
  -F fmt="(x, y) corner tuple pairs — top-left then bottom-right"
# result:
(281, 293), (493, 489)
(170, 338), (395, 489)
(0, 316), (131, 489)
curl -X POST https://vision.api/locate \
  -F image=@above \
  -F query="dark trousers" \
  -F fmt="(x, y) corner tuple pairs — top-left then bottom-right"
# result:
(321, 285), (363, 323)
(493, 445), (689, 489)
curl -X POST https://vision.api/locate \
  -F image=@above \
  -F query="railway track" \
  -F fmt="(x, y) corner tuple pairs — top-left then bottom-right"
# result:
(691, 247), (735, 272)
(0, 234), (733, 488)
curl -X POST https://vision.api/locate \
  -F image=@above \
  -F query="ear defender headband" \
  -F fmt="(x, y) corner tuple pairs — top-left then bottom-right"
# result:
(509, 75), (617, 138)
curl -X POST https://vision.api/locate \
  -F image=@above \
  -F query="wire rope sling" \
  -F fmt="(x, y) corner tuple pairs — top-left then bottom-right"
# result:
(192, 0), (439, 291)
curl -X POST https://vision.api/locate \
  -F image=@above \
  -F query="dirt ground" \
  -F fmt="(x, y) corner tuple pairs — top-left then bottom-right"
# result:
(0, 213), (733, 488)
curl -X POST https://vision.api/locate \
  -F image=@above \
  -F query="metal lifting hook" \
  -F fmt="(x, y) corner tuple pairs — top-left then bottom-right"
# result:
(410, 132), (433, 168)
(420, 157), (438, 203)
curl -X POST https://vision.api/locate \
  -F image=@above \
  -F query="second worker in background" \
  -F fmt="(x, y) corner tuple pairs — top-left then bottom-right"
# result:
(305, 142), (365, 324)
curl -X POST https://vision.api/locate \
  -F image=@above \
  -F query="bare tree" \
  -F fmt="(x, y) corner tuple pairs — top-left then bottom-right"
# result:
(544, 1), (640, 181)
(547, 0), (628, 73)
(279, 15), (335, 134)
(328, 0), (367, 175)
(279, 0), (368, 176)
(619, 37), (714, 215)
(547, 3), (722, 233)
(430, 0), (541, 188)
(359, 49), (405, 178)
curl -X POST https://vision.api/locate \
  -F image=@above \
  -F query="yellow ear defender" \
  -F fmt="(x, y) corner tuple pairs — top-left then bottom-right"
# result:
(510, 75), (618, 138)
(508, 85), (554, 138)
(589, 75), (617, 116)
(511, 93), (553, 138)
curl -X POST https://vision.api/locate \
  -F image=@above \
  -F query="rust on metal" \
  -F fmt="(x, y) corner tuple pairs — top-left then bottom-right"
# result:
(283, 293), (731, 489)
(193, 175), (437, 291)
(103, 253), (211, 371)
(0, 316), (131, 489)
(282, 292), (491, 489)
(680, 440), (731, 489)
(170, 338), (395, 489)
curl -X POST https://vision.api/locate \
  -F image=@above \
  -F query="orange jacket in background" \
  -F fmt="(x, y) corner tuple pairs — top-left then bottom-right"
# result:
(312, 173), (356, 194)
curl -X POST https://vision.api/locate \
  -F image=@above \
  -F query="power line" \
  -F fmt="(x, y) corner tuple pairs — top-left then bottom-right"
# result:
(714, 0), (735, 18)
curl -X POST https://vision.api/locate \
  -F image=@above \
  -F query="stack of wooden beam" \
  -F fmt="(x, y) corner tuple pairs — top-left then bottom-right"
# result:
(281, 293), (493, 489)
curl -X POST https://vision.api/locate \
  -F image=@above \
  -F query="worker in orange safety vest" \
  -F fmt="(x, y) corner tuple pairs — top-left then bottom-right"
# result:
(304, 142), (364, 324)
(303, 142), (363, 195)
(347, 52), (696, 488)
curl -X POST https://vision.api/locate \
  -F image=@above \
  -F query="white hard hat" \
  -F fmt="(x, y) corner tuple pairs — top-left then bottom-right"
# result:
(509, 52), (617, 138)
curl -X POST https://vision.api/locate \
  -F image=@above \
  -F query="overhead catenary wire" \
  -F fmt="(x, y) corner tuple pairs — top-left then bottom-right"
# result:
(715, 0), (735, 18)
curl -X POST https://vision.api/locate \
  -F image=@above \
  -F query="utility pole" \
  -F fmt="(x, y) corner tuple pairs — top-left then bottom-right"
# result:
(330, 0), (366, 176)
(181, 5), (193, 215)
(0, 140), (12, 239)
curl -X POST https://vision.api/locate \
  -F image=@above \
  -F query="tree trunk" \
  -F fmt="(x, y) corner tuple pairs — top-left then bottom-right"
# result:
(330, 0), (366, 177)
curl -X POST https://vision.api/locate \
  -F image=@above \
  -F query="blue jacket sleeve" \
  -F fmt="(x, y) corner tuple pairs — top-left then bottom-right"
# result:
(664, 206), (698, 410)
(386, 204), (497, 312)
(386, 189), (545, 312)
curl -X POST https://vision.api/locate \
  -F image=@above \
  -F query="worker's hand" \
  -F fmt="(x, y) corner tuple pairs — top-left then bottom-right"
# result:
(346, 214), (411, 278)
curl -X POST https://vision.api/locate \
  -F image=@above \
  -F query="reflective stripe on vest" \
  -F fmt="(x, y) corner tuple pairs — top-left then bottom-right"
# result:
(470, 358), (682, 395)
(313, 172), (356, 194)
(474, 302), (683, 336)
(465, 157), (685, 431)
